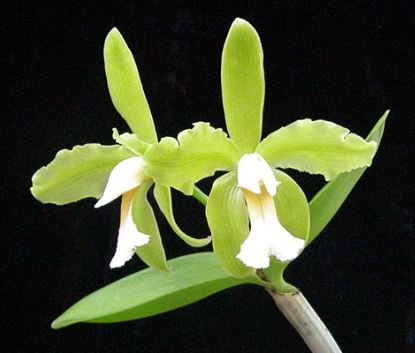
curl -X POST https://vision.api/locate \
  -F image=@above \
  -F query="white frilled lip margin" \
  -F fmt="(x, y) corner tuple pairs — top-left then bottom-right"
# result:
(236, 153), (305, 269)
(95, 156), (150, 268)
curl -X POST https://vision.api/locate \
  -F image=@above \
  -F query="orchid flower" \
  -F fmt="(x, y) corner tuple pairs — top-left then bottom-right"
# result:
(93, 156), (150, 268)
(35, 19), (388, 352)
(144, 19), (377, 279)
(31, 28), (210, 271)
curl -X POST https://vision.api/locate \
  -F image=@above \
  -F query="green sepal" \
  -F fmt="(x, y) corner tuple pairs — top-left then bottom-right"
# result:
(257, 119), (377, 181)
(31, 144), (133, 205)
(221, 18), (265, 154)
(308, 110), (389, 243)
(104, 28), (157, 143)
(132, 181), (168, 271)
(153, 183), (212, 247)
(51, 252), (265, 329)
(207, 172), (254, 278)
(144, 122), (239, 195)
(112, 128), (149, 155)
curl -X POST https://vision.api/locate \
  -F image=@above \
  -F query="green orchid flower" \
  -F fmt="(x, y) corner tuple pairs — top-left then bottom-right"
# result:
(144, 18), (377, 280)
(31, 28), (210, 271)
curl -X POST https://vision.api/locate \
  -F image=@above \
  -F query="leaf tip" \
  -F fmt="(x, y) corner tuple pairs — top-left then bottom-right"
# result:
(51, 320), (60, 329)
(51, 317), (67, 330)
(382, 109), (391, 122)
(375, 110), (390, 129)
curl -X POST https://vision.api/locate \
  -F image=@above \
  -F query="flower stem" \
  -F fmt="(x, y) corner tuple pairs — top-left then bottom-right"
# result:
(267, 289), (342, 353)
(192, 186), (208, 206)
(261, 260), (297, 293)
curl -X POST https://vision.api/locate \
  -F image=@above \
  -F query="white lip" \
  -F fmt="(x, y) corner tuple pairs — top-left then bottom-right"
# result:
(236, 153), (305, 268)
(109, 189), (150, 268)
(95, 156), (147, 208)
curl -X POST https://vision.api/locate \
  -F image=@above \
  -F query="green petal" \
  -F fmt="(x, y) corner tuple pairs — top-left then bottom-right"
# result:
(133, 181), (168, 271)
(31, 144), (133, 205)
(112, 128), (148, 155)
(257, 119), (377, 181)
(207, 172), (254, 278)
(263, 170), (310, 293)
(153, 183), (212, 247)
(104, 28), (157, 143)
(221, 18), (265, 153)
(308, 110), (389, 244)
(144, 122), (239, 195)
(273, 170), (310, 241)
(51, 252), (264, 329)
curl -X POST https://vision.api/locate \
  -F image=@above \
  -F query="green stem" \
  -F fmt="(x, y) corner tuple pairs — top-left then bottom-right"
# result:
(268, 290), (342, 353)
(265, 270), (297, 293)
(262, 259), (297, 293)
(192, 186), (208, 206)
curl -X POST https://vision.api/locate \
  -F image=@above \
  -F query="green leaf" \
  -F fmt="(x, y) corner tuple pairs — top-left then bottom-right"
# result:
(31, 144), (133, 205)
(153, 183), (212, 247)
(133, 181), (168, 271)
(144, 122), (239, 195)
(51, 252), (264, 328)
(104, 28), (157, 143)
(308, 110), (389, 243)
(207, 172), (254, 278)
(257, 119), (377, 181)
(221, 18), (265, 154)
(273, 170), (310, 241)
(112, 128), (148, 155)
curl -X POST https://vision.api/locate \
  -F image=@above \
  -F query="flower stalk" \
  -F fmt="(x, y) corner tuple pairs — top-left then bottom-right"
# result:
(192, 186), (208, 206)
(268, 289), (342, 353)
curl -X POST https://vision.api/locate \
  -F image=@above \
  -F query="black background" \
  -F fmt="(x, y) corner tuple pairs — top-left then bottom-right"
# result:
(3, 1), (415, 352)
